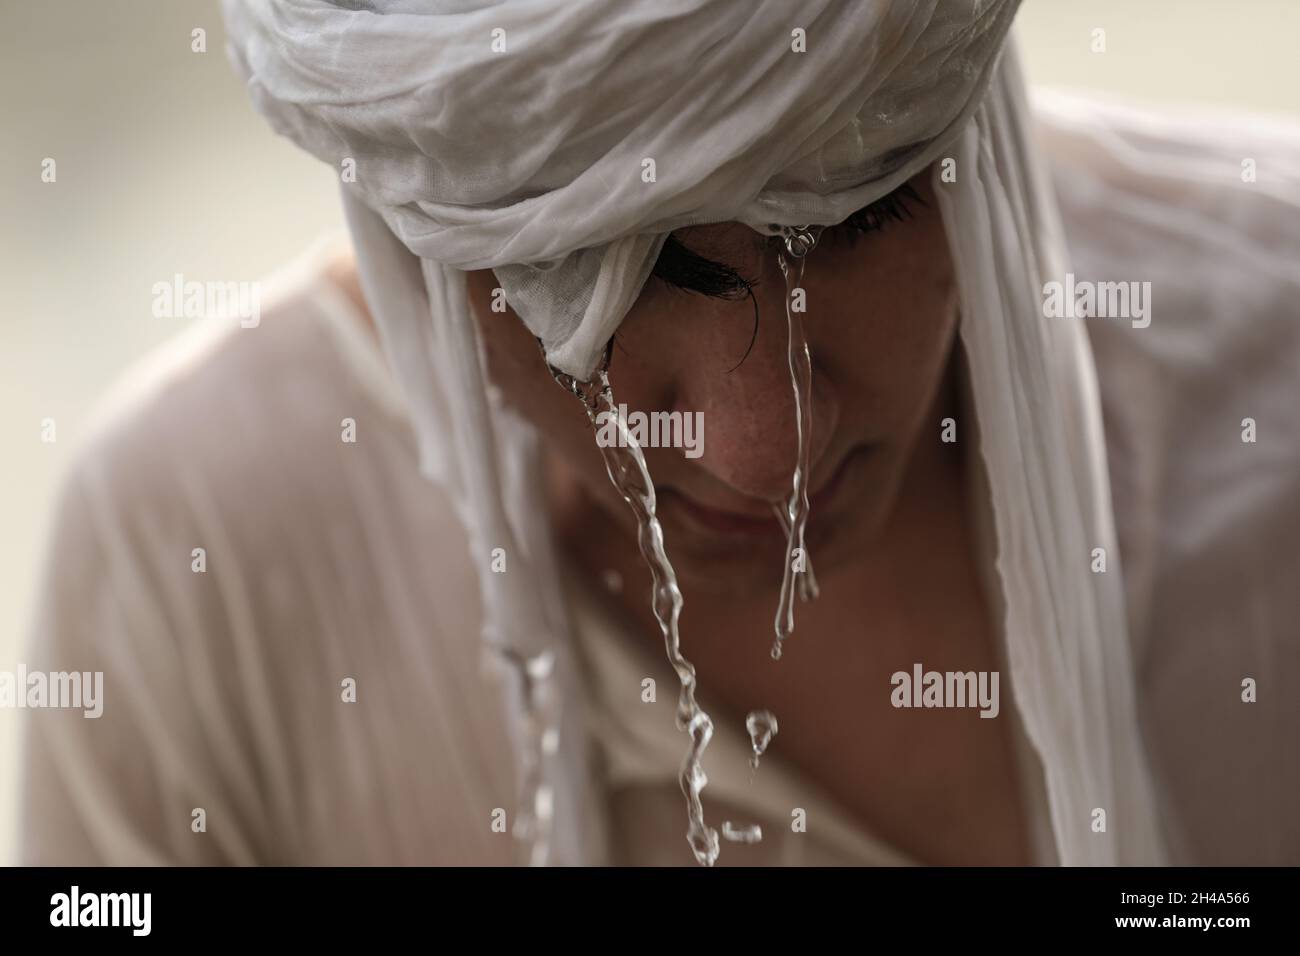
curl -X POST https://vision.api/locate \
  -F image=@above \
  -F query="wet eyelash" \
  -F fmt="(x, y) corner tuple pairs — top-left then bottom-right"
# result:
(639, 180), (924, 369)
(832, 181), (925, 240)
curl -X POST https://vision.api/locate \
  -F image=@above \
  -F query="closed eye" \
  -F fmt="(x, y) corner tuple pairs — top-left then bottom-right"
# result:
(825, 181), (925, 243)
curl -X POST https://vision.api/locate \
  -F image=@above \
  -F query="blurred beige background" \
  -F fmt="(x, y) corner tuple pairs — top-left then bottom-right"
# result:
(2, 0), (1297, 864)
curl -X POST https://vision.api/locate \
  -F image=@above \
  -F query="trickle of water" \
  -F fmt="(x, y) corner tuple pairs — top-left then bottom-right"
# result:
(771, 227), (822, 661)
(772, 502), (819, 603)
(498, 647), (558, 867)
(721, 821), (763, 844)
(745, 708), (779, 770)
(548, 361), (720, 867)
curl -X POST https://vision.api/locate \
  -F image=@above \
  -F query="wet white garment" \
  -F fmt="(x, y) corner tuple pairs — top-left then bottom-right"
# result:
(18, 237), (1053, 867)
(20, 84), (1300, 865)
(222, 0), (1170, 866)
(21, 242), (516, 865)
(1034, 90), (1300, 866)
(21, 236), (918, 866)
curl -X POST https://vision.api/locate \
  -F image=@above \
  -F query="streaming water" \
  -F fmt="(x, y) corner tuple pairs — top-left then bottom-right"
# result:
(770, 227), (822, 660)
(772, 502), (819, 603)
(537, 224), (821, 865)
(714, 231), (819, 854)
(548, 360), (720, 867)
(498, 647), (558, 867)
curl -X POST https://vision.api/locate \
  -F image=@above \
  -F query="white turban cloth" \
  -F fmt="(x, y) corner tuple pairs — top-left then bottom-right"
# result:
(224, 0), (1167, 865)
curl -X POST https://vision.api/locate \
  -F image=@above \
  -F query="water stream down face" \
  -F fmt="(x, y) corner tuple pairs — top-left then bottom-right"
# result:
(771, 229), (822, 660)
(545, 224), (822, 865)
(547, 360), (721, 865)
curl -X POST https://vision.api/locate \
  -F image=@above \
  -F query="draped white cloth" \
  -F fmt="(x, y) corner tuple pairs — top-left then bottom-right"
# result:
(222, 0), (1167, 864)
(224, 0), (1018, 378)
(936, 54), (1164, 865)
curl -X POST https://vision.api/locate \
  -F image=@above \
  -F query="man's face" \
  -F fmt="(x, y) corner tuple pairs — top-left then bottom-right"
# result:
(466, 171), (958, 595)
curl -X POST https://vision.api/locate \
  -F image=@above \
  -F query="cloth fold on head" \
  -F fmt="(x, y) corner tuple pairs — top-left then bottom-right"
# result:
(224, 0), (1018, 378)
(225, 0), (1167, 865)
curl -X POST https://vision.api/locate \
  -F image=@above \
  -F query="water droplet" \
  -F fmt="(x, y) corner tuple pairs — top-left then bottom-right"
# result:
(721, 821), (763, 844)
(745, 709), (779, 772)
(524, 649), (554, 681)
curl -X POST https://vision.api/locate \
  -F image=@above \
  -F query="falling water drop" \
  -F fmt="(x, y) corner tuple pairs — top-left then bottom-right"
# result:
(721, 821), (763, 844)
(745, 708), (779, 770)
(547, 357), (720, 867)
(718, 711), (780, 846)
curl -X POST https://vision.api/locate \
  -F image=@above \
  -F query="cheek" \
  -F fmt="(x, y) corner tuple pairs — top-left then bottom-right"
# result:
(811, 235), (957, 442)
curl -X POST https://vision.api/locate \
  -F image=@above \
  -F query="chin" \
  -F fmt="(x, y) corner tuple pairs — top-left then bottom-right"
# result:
(673, 548), (788, 597)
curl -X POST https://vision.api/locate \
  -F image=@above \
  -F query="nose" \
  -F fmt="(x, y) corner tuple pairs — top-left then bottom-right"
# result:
(670, 259), (839, 506)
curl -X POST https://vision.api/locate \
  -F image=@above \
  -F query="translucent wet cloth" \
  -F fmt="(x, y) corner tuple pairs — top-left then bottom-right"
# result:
(223, 0), (1166, 864)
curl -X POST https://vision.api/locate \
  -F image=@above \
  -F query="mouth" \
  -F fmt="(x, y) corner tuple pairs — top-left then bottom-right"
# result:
(660, 445), (869, 539)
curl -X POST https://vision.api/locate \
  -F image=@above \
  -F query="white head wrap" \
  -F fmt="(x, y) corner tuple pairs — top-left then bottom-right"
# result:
(224, 0), (1166, 865)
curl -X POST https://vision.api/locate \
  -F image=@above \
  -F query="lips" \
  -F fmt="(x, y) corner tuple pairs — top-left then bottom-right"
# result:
(661, 489), (781, 536)
(660, 445), (867, 538)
